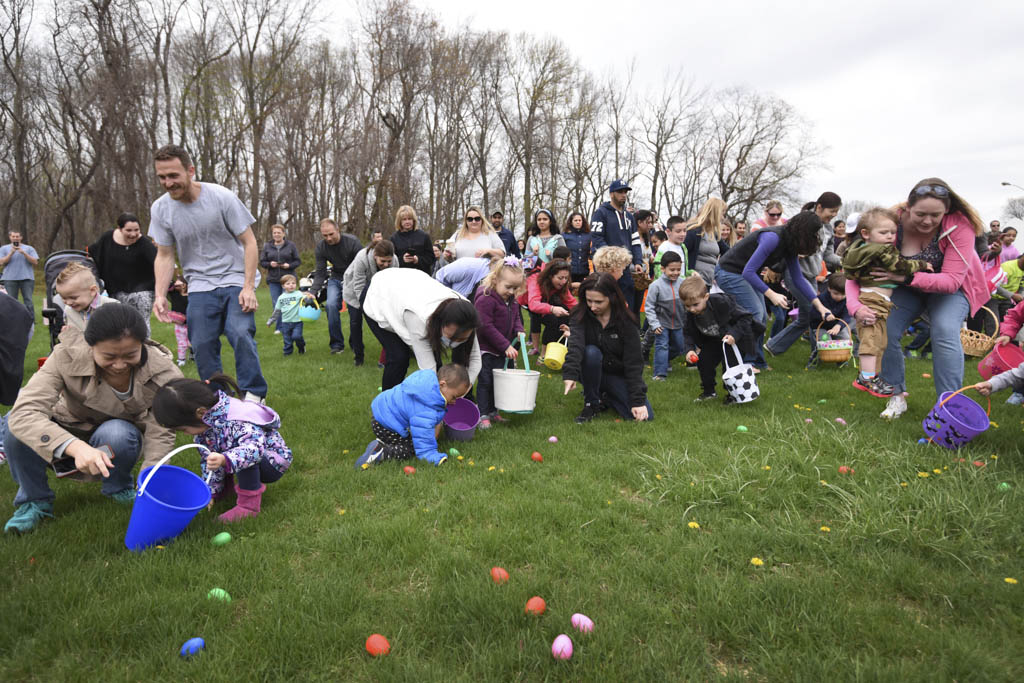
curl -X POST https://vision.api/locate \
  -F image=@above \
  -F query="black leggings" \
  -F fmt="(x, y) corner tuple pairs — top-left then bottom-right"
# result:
(365, 314), (414, 390)
(372, 419), (416, 460)
(235, 459), (284, 491)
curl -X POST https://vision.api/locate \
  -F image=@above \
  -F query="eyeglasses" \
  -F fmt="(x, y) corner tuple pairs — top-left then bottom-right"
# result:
(913, 184), (949, 197)
(466, 216), (482, 223)
(768, 212), (782, 218)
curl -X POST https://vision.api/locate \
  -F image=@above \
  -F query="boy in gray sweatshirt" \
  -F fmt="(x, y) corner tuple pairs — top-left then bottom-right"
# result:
(646, 251), (688, 380)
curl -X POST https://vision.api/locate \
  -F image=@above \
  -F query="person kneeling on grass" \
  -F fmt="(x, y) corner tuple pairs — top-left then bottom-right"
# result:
(153, 373), (292, 523)
(4, 304), (181, 534)
(562, 273), (652, 423)
(356, 364), (471, 469)
(679, 275), (763, 404)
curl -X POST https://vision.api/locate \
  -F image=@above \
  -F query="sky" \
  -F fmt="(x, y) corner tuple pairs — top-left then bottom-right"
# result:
(324, 0), (1024, 226)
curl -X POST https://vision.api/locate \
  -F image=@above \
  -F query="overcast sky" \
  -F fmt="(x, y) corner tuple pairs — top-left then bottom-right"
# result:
(326, 0), (1024, 226)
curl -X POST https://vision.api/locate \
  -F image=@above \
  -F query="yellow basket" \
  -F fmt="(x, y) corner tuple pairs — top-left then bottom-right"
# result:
(543, 335), (568, 370)
(960, 306), (998, 358)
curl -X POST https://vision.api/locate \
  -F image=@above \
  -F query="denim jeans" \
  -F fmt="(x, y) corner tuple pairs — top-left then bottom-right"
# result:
(268, 282), (283, 331)
(652, 327), (685, 377)
(765, 272), (815, 355)
(767, 303), (788, 337)
(187, 286), (268, 397)
(477, 353), (503, 417)
(365, 313), (413, 390)
(281, 321), (304, 355)
(880, 286), (969, 395)
(714, 267), (767, 367)
(581, 345), (653, 420)
(326, 279), (345, 351)
(348, 304), (365, 362)
(2, 279), (34, 319)
(5, 418), (141, 505)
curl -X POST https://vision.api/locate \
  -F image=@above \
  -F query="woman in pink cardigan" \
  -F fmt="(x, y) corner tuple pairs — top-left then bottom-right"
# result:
(845, 178), (987, 419)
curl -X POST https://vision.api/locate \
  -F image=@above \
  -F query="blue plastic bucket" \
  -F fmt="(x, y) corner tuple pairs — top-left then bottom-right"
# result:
(125, 445), (212, 552)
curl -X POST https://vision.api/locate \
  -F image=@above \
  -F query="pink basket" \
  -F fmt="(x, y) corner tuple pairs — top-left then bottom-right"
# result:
(977, 343), (1024, 381)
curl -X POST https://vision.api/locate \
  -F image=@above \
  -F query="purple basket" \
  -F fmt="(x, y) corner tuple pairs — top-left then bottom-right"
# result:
(922, 390), (989, 449)
(443, 398), (480, 442)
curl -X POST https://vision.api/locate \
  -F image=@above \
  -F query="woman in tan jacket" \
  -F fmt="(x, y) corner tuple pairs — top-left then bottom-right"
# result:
(4, 303), (182, 534)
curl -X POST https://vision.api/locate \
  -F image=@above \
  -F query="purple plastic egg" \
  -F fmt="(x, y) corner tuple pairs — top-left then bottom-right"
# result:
(570, 613), (594, 633)
(551, 634), (573, 660)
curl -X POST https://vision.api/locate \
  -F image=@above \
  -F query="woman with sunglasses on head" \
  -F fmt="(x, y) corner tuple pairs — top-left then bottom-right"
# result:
(448, 207), (506, 261)
(845, 178), (987, 419)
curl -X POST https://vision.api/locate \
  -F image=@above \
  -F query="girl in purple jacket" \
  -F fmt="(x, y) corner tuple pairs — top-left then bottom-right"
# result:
(153, 374), (292, 523)
(473, 257), (526, 428)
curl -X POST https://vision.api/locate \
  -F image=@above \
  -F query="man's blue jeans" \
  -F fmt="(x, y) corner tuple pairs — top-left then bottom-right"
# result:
(187, 286), (268, 397)
(714, 267), (767, 367)
(653, 327), (685, 377)
(2, 279), (34, 319)
(880, 287), (969, 396)
(326, 279), (345, 351)
(5, 418), (141, 505)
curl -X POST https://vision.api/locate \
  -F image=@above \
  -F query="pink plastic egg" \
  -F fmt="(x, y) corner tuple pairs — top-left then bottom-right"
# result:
(548, 436), (558, 443)
(551, 634), (573, 660)
(570, 613), (594, 633)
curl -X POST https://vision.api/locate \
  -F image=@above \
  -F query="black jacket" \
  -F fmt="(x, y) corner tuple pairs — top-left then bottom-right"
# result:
(683, 293), (765, 359)
(562, 312), (647, 408)
(259, 240), (302, 284)
(0, 291), (32, 405)
(390, 229), (435, 275)
(310, 234), (363, 295)
(87, 230), (157, 295)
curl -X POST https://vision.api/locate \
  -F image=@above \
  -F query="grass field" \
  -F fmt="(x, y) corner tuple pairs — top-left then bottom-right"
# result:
(1, 288), (1023, 681)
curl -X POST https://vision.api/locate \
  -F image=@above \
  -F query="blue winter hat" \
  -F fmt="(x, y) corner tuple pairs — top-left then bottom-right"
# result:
(609, 179), (631, 193)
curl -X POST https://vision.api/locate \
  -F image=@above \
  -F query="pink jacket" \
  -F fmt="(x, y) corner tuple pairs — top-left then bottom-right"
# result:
(846, 211), (988, 316)
(1000, 300), (1024, 339)
(518, 272), (578, 315)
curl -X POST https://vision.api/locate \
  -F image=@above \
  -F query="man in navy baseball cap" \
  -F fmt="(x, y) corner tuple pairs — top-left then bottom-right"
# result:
(608, 179), (631, 193)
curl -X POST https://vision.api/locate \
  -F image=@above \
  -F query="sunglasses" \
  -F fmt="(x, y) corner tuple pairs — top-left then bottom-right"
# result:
(913, 184), (949, 197)
(466, 216), (482, 223)
(768, 212), (782, 218)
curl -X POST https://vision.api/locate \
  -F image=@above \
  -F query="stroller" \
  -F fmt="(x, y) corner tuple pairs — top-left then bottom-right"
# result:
(40, 250), (103, 351)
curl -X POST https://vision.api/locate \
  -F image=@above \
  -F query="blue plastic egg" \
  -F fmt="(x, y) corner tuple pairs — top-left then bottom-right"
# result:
(180, 637), (205, 657)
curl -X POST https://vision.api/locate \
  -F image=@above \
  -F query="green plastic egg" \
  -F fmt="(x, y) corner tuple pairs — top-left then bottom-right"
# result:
(211, 532), (232, 547)
(207, 588), (231, 603)
(736, 425), (748, 433)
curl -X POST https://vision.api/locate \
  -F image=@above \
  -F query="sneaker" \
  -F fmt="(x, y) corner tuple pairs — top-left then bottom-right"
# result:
(177, 359), (186, 367)
(694, 391), (717, 402)
(354, 358), (363, 367)
(880, 394), (908, 420)
(763, 343), (776, 358)
(1006, 391), (1024, 405)
(377, 362), (385, 369)
(273, 330), (282, 335)
(652, 375), (666, 381)
(478, 417), (492, 430)
(491, 414), (509, 424)
(354, 440), (384, 470)
(869, 376), (896, 398)
(106, 488), (136, 506)
(575, 403), (600, 424)
(723, 394), (738, 405)
(243, 392), (266, 405)
(4, 501), (54, 534)
(331, 348), (345, 355)
(852, 375), (875, 394)
(297, 342), (305, 355)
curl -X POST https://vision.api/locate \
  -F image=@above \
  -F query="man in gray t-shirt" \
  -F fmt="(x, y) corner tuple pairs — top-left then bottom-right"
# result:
(149, 144), (268, 401)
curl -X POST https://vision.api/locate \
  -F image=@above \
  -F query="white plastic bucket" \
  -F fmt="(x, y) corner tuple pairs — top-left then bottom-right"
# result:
(493, 332), (540, 414)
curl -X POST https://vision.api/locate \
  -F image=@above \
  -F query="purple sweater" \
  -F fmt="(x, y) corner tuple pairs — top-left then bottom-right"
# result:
(743, 231), (817, 301)
(473, 288), (525, 356)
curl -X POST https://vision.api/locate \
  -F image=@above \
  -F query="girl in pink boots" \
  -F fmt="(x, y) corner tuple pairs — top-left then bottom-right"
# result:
(153, 374), (292, 522)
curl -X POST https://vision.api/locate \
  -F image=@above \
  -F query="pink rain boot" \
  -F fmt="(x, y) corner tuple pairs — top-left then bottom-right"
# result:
(218, 483), (264, 523)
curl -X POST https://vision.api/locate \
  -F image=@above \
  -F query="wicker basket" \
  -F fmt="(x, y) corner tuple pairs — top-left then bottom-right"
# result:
(815, 319), (853, 363)
(961, 306), (998, 358)
(631, 270), (652, 291)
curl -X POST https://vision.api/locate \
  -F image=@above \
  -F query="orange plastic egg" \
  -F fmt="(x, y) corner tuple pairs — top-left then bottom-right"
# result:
(531, 452), (543, 462)
(403, 466), (416, 475)
(365, 633), (390, 656)
(490, 566), (509, 584)
(525, 596), (546, 615)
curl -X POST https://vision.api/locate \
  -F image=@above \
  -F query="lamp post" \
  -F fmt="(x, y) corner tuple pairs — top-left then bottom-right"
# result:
(1002, 181), (1024, 192)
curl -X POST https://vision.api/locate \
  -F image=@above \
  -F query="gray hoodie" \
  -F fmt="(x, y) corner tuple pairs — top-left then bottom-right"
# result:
(645, 275), (687, 331)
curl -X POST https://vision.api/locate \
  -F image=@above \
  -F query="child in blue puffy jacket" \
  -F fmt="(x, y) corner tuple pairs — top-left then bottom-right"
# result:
(356, 364), (471, 469)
